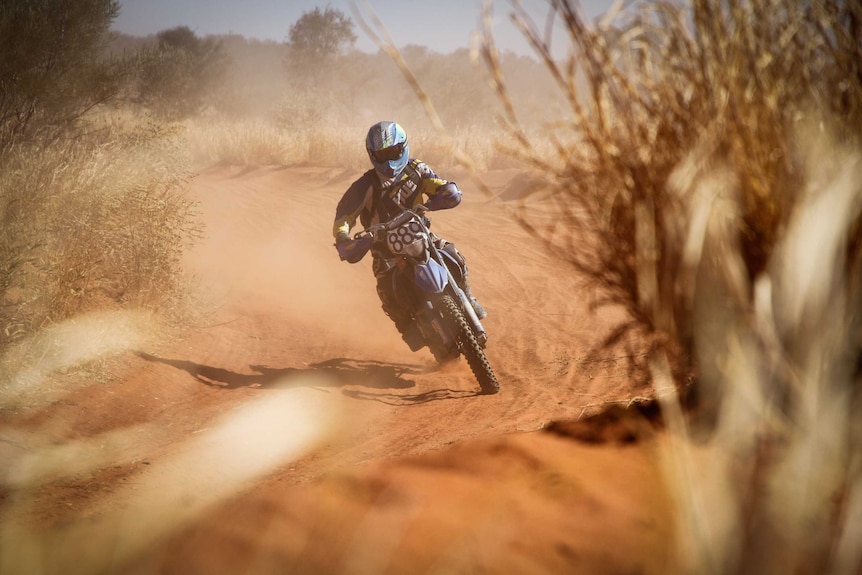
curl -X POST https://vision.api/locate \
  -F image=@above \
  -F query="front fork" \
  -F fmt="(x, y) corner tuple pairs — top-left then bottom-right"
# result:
(413, 248), (488, 347)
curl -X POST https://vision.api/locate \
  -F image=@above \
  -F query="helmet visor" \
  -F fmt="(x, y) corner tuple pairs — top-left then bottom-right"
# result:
(371, 143), (406, 162)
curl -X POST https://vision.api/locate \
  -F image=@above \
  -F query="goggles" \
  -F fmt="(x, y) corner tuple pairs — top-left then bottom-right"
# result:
(370, 142), (406, 162)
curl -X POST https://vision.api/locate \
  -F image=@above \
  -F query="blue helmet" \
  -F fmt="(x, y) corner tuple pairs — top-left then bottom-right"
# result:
(365, 121), (409, 179)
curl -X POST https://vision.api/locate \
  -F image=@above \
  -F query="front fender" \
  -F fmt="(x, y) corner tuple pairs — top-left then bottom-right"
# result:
(414, 259), (449, 294)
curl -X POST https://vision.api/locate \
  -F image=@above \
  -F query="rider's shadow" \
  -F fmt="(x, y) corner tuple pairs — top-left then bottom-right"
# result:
(134, 352), (425, 391)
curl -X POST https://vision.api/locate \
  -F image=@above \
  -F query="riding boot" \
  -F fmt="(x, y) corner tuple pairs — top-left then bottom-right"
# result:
(379, 290), (425, 351)
(467, 292), (487, 320)
(439, 242), (487, 320)
(382, 306), (424, 352)
(461, 270), (487, 320)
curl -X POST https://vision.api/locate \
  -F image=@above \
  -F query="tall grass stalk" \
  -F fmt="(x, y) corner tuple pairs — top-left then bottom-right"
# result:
(469, 0), (862, 571)
(477, 0), (861, 382)
(182, 112), (510, 172)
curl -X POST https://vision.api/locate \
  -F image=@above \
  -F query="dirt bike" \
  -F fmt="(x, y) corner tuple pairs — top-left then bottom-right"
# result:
(339, 207), (499, 395)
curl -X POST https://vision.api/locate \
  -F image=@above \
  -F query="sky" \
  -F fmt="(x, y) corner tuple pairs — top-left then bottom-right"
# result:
(112, 0), (620, 55)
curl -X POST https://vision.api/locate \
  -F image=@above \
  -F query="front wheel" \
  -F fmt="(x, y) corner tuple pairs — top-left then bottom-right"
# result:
(439, 294), (499, 395)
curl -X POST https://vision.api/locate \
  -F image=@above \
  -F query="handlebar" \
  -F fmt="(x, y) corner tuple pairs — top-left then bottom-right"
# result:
(353, 206), (428, 240)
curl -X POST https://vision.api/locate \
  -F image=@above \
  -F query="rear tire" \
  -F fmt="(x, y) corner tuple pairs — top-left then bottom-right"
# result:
(439, 294), (499, 394)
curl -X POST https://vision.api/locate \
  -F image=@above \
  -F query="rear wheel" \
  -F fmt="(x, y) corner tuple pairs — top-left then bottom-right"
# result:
(439, 294), (499, 394)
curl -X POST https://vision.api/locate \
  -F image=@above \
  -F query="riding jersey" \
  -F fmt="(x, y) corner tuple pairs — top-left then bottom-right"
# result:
(332, 159), (461, 239)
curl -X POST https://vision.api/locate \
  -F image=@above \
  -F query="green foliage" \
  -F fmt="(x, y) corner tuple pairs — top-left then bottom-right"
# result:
(138, 26), (228, 119)
(155, 25), (200, 51)
(0, 0), (129, 149)
(287, 6), (356, 60)
(285, 6), (356, 80)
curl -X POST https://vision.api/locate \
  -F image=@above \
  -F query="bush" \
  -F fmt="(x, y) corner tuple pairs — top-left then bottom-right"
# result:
(0, 0), (130, 150)
(478, 0), (862, 383)
(284, 6), (356, 81)
(475, 0), (862, 571)
(138, 26), (228, 119)
(0, 115), (199, 352)
(0, 2), (200, 355)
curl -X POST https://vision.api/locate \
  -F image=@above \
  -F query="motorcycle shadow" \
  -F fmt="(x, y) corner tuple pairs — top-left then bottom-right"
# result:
(134, 352), (425, 391)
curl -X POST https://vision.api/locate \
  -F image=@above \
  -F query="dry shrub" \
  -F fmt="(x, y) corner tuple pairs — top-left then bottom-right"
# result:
(475, 0), (861, 571)
(0, 112), (200, 354)
(183, 100), (510, 172)
(183, 116), (311, 167)
(0, 0), (128, 152)
(477, 0), (862, 382)
(136, 27), (229, 121)
(182, 100), (367, 169)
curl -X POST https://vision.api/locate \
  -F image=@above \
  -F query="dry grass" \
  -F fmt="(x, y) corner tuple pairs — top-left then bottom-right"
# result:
(171, 17), (551, 173)
(183, 115), (315, 168)
(182, 110), (514, 172)
(0, 110), (200, 355)
(475, 0), (861, 380)
(468, 0), (862, 571)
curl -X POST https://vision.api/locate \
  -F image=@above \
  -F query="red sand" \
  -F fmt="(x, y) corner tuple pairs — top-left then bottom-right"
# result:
(0, 166), (672, 574)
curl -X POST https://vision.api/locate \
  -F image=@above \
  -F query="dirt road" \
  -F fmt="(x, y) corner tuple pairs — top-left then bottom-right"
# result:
(0, 165), (672, 574)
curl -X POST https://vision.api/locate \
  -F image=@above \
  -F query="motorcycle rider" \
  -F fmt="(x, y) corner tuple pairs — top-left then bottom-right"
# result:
(333, 120), (486, 351)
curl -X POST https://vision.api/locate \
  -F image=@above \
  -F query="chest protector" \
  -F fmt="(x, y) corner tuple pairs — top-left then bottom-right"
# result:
(368, 160), (427, 274)
(368, 159), (425, 226)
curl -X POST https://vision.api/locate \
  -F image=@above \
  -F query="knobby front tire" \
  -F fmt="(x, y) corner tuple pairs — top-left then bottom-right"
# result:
(439, 294), (499, 395)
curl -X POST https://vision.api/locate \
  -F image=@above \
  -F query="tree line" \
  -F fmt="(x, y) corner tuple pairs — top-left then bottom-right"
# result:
(103, 6), (557, 129)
